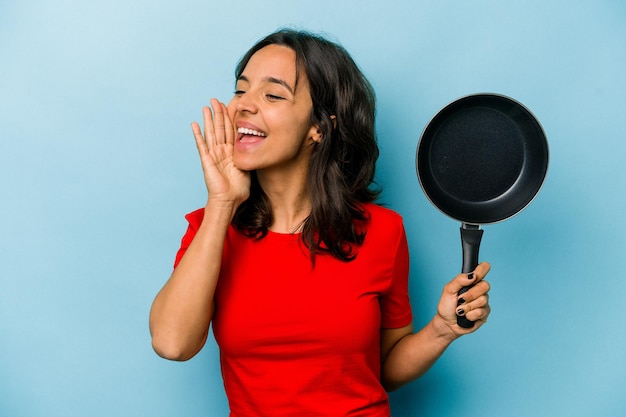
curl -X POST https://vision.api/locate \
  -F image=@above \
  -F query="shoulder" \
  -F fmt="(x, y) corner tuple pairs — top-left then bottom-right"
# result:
(360, 203), (405, 241)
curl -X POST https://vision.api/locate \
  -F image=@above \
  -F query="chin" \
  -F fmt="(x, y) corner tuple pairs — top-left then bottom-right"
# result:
(233, 156), (257, 172)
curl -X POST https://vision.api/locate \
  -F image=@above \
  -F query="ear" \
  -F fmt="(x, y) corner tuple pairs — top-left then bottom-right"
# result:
(311, 127), (323, 143)
(309, 115), (336, 144)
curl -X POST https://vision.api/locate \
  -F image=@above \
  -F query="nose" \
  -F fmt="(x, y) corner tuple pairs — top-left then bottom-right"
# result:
(233, 92), (258, 114)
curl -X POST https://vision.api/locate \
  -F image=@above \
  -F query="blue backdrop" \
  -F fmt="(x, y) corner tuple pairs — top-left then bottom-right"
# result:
(1, 1), (624, 416)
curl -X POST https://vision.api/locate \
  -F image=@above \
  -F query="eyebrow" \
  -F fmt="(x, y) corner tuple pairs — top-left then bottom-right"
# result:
(237, 75), (295, 95)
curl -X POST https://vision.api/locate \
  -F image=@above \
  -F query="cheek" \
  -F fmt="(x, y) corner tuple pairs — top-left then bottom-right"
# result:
(226, 100), (237, 120)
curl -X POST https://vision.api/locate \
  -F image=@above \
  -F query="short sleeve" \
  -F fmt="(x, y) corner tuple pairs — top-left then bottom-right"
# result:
(173, 208), (205, 269)
(380, 224), (413, 329)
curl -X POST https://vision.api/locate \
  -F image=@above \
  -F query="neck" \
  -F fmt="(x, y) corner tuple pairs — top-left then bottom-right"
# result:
(257, 169), (311, 234)
(271, 201), (311, 234)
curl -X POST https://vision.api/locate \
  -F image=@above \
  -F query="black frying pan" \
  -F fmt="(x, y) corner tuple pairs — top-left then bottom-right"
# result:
(416, 93), (549, 328)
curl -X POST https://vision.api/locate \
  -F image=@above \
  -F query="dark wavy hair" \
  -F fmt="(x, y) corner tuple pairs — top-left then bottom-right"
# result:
(232, 29), (381, 263)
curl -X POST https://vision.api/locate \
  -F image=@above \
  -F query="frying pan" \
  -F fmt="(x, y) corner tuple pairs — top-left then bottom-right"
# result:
(416, 93), (549, 328)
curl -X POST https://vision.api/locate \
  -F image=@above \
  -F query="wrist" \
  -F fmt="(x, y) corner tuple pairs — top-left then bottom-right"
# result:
(203, 199), (240, 225)
(429, 314), (460, 345)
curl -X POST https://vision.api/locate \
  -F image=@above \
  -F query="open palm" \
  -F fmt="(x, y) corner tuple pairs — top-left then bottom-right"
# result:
(191, 99), (250, 207)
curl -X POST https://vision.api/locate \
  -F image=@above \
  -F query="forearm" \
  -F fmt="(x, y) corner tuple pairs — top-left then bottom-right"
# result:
(149, 202), (236, 361)
(381, 316), (457, 391)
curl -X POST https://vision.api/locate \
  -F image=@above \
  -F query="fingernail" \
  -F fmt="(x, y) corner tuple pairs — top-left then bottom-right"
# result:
(456, 308), (465, 316)
(467, 272), (475, 280)
(457, 298), (466, 306)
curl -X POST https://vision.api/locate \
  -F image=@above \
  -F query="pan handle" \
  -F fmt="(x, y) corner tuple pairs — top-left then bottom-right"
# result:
(458, 224), (484, 328)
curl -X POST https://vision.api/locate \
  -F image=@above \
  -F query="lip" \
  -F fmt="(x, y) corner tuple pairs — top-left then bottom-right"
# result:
(236, 121), (265, 134)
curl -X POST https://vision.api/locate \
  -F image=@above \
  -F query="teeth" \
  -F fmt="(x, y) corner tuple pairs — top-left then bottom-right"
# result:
(238, 127), (267, 137)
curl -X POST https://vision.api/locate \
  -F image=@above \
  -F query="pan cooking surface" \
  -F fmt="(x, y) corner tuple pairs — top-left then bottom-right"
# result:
(417, 93), (549, 225)
(429, 106), (525, 202)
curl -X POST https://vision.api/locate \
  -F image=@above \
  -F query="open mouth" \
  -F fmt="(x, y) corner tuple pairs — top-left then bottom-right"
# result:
(237, 127), (267, 144)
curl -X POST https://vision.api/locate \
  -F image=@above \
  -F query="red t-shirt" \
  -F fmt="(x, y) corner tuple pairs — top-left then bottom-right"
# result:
(174, 203), (412, 417)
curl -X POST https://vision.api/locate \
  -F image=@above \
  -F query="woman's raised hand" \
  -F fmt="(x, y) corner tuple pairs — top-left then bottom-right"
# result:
(191, 99), (251, 207)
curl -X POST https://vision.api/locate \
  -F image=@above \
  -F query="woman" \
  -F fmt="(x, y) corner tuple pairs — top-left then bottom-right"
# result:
(150, 29), (491, 416)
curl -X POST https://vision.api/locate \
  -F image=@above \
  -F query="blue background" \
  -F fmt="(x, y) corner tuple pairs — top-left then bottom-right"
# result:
(1, 1), (625, 416)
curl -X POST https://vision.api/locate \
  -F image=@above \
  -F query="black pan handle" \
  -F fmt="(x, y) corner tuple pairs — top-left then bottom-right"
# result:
(457, 224), (484, 328)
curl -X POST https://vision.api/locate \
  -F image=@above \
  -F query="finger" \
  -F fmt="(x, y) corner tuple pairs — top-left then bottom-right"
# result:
(458, 292), (489, 312)
(192, 120), (208, 155)
(211, 98), (227, 144)
(457, 280), (490, 304)
(473, 261), (491, 282)
(220, 101), (235, 145)
(464, 303), (491, 324)
(448, 261), (491, 294)
(202, 104), (217, 147)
